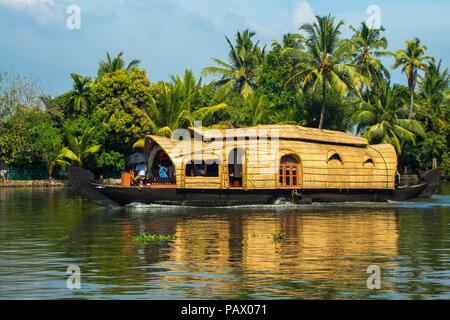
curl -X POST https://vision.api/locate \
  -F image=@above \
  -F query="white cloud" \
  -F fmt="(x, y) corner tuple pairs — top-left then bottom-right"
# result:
(0, 0), (55, 9)
(292, 1), (316, 28)
(245, 18), (276, 38)
(0, 0), (61, 25)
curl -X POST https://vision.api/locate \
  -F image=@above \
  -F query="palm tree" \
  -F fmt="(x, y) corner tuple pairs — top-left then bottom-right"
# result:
(418, 60), (449, 133)
(58, 127), (102, 167)
(349, 22), (390, 96)
(285, 14), (365, 129)
(270, 105), (302, 125)
(65, 73), (92, 113)
(47, 152), (71, 180)
(391, 38), (434, 118)
(244, 92), (273, 126)
(354, 81), (425, 153)
(132, 70), (228, 148)
(202, 29), (266, 97)
(271, 33), (305, 49)
(97, 51), (141, 78)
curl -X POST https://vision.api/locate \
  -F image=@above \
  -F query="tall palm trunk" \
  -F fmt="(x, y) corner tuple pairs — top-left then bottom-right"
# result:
(400, 85), (415, 152)
(319, 82), (326, 129)
(409, 88), (414, 119)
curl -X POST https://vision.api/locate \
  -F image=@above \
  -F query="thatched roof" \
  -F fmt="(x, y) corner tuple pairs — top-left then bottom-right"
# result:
(188, 125), (368, 147)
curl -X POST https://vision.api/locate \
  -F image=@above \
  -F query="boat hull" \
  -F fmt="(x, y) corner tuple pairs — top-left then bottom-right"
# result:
(93, 184), (427, 206)
(68, 166), (438, 207)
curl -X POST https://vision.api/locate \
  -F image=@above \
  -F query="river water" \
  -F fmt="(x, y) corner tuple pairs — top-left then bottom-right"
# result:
(0, 183), (449, 300)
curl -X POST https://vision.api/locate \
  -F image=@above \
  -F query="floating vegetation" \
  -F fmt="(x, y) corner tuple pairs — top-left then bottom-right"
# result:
(133, 233), (176, 244)
(273, 227), (286, 243)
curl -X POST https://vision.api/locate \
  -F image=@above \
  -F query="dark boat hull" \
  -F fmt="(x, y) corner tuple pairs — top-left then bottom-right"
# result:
(92, 183), (428, 207)
(68, 166), (438, 207)
(418, 168), (441, 198)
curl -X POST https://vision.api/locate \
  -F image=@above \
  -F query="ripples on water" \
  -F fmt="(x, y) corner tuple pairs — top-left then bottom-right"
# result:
(0, 183), (449, 299)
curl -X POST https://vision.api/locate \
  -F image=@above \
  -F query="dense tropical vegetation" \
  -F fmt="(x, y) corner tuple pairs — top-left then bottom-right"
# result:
(0, 14), (448, 178)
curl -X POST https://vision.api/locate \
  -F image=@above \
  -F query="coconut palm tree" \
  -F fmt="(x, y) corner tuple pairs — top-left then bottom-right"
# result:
(354, 81), (425, 153)
(132, 70), (228, 147)
(58, 127), (102, 167)
(391, 38), (434, 118)
(417, 60), (449, 133)
(285, 14), (365, 129)
(65, 73), (92, 114)
(47, 152), (71, 180)
(97, 51), (141, 78)
(202, 29), (266, 97)
(271, 33), (305, 49)
(348, 22), (390, 96)
(244, 92), (273, 127)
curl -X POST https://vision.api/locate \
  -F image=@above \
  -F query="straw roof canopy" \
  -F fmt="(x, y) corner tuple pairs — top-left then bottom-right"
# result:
(188, 125), (369, 147)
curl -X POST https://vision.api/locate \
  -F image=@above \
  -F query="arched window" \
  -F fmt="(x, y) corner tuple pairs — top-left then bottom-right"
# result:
(363, 156), (375, 167)
(280, 154), (300, 187)
(327, 151), (343, 164)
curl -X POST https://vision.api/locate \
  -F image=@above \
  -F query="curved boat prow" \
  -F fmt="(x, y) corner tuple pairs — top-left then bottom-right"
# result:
(418, 167), (441, 198)
(68, 166), (119, 207)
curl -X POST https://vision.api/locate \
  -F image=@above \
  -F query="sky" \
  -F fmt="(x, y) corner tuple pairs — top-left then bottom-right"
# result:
(0, 0), (449, 96)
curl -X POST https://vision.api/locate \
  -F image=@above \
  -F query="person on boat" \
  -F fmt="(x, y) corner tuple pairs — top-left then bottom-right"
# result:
(167, 163), (174, 178)
(134, 161), (147, 183)
(228, 164), (242, 187)
(158, 163), (168, 178)
(195, 162), (206, 176)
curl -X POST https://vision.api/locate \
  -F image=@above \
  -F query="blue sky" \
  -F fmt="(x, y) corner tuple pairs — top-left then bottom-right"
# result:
(0, 0), (448, 96)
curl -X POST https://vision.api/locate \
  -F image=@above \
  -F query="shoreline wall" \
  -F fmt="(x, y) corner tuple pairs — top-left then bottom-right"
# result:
(0, 180), (70, 188)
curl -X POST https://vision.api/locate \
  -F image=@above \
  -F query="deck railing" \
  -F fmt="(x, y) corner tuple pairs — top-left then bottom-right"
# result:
(145, 177), (176, 185)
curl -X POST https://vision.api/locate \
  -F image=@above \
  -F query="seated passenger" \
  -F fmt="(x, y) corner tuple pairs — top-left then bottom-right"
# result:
(167, 164), (174, 178)
(158, 163), (168, 178)
(195, 163), (205, 176)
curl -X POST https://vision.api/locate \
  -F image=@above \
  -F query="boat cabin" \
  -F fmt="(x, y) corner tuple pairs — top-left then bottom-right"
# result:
(122, 125), (397, 191)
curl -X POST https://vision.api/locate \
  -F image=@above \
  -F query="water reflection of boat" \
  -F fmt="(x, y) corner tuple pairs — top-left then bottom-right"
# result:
(162, 210), (400, 291)
(68, 125), (440, 207)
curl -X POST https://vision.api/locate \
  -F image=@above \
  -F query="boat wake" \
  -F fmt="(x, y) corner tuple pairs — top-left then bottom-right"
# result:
(115, 195), (449, 212)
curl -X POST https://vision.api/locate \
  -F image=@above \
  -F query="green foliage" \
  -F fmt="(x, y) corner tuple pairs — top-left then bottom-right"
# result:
(391, 38), (434, 118)
(202, 29), (265, 97)
(90, 69), (155, 155)
(283, 15), (366, 129)
(133, 233), (176, 244)
(97, 151), (126, 172)
(133, 69), (228, 138)
(354, 82), (426, 153)
(349, 22), (390, 93)
(97, 51), (141, 78)
(257, 45), (303, 118)
(273, 227), (286, 243)
(58, 127), (102, 168)
(441, 152), (450, 175)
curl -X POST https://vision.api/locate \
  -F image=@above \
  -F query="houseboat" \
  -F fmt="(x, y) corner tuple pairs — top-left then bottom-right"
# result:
(68, 125), (441, 207)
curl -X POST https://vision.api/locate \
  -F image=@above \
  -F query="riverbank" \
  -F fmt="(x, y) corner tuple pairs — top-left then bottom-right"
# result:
(0, 180), (70, 188)
(0, 177), (122, 188)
